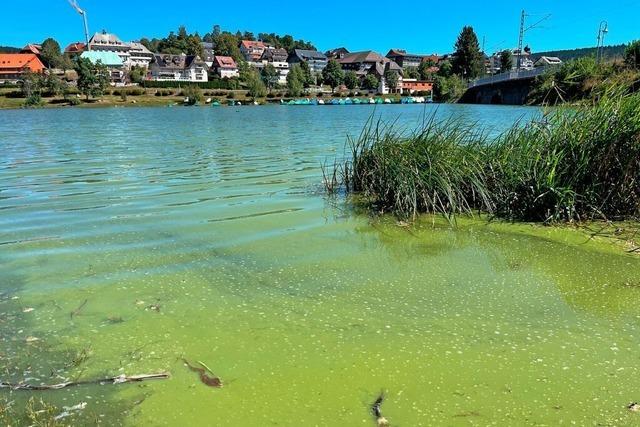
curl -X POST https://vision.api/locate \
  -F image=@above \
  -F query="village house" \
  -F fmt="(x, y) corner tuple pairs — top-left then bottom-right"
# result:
(212, 55), (239, 79)
(534, 56), (563, 67)
(64, 42), (86, 57)
(258, 47), (290, 84)
(149, 54), (208, 82)
(488, 48), (535, 74)
(240, 40), (268, 62)
(128, 42), (154, 69)
(288, 49), (328, 74)
(80, 50), (126, 85)
(0, 53), (46, 83)
(21, 44), (42, 55)
(262, 47), (288, 63)
(385, 49), (424, 70)
(325, 47), (349, 60)
(401, 79), (434, 94)
(423, 54), (441, 65)
(88, 31), (131, 68)
(201, 42), (215, 67)
(338, 50), (403, 93)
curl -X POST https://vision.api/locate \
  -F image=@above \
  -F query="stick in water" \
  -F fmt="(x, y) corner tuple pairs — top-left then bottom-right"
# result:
(0, 373), (170, 391)
(70, 299), (88, 319)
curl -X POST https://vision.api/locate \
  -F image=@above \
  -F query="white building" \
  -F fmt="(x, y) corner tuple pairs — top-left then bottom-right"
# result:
(270, 61), (290, 85)
(149, 54), (208, 82)
(534, 56), (563, 67)
(88, 31), (131, 68)
(212, 56), (239, 79)
(488, 48), (535, 74)
(128, 42), (154, 69)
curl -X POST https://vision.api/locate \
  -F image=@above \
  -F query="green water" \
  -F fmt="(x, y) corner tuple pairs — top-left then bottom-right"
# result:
(1, 104), (639, 426)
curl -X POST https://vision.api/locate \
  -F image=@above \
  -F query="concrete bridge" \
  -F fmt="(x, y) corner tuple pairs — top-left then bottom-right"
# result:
(460, 68), (547, 105)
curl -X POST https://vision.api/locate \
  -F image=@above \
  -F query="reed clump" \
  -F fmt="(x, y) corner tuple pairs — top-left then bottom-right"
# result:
(340, 91), (640, 223)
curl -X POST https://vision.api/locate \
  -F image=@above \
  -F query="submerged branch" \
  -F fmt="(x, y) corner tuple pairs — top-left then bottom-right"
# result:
(0, 373), (170, 391)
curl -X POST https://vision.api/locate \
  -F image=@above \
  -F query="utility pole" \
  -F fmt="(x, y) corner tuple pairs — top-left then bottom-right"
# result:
(515, 10), (551, 72)
(596, 21), (609, 63)
(68, 0), (90, 50)
(517, 10), (526, 71)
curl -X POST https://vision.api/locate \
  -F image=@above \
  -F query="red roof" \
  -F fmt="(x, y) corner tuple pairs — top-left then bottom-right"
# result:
(240, 40), (266, 49)
(422, 55), (441, 64)
(65, 42), (86, 54)
(213, 56), (237, 69)
(21, 44), (42, 55)
(0, 54), (46, 74)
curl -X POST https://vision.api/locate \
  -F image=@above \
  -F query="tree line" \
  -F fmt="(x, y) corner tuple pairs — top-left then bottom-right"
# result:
(139, 25), (317, 63)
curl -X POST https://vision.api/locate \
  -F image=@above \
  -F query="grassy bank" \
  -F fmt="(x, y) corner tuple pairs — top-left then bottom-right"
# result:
(0, 87), (252, 110)
(527, 56), (640, 105)
(337, 90), (640, 223)
(0, 87), (405, 110)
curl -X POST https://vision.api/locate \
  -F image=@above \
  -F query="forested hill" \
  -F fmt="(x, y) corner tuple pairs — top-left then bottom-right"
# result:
(0, 46), (20, 53)
(532, 44), (627, 62)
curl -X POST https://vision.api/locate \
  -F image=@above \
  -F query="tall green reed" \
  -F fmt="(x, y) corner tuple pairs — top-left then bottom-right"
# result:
(336, 90), (640, 223)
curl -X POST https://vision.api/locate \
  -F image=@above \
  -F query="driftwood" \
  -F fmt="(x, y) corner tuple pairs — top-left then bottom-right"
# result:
(70, 299), (88, 319)
(0, 372), (170, 391)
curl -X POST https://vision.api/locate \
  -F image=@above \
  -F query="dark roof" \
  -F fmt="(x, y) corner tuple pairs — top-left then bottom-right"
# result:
(262, 48), (288, 61)
(338, 51), (402, 77)
(386, 49), (433, 60)
(152, 54), (206, 69)
(292, 49), (327, 61)
(386, 49), (408, 57)
(326, 47), (349, 56)
(339, 50), (386, 64)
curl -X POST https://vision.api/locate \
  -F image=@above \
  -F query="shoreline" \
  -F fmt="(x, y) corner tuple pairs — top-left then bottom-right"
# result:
(0, 95), (544, 111)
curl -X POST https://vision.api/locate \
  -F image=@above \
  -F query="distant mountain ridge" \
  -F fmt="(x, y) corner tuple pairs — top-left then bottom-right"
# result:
(532, 44), (627, 62)
(0, 46), (20, 53)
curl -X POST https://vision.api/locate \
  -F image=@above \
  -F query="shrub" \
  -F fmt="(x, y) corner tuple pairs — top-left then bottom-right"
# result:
(5, 90), (24, 98)
(182, 85), (204, 105)
(142, 78), (239, 90)
(23, 93), (43, 107)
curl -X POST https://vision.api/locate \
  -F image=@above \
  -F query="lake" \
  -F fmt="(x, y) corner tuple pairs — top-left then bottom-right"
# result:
(1, 104), (639, 426)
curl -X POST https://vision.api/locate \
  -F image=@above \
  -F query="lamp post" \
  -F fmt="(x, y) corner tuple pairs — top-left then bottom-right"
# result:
(596, 21), (609, 63)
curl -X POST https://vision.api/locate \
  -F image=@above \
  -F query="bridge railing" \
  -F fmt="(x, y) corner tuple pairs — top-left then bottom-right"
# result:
(468, 67), (548, 88)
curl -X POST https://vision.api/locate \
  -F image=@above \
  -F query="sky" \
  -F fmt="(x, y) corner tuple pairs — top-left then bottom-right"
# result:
(1, 0), (638, 54)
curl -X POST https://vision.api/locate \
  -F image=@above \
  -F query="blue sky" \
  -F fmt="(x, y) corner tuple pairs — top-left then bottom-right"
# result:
(2, 0), (638, 54)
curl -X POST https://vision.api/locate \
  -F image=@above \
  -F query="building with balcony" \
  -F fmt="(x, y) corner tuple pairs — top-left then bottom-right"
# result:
(149, 54), (208, 82)
(128, 42), (154, 69)
(288, 49), (328, 74)
(386, 49), (424, 70)
(88, 31), (131, 68)
(240, 40), (268, 62)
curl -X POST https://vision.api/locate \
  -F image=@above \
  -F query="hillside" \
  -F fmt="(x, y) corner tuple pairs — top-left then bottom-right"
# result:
(0, 46), (20, 53)
(533, 44), (627, 62)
